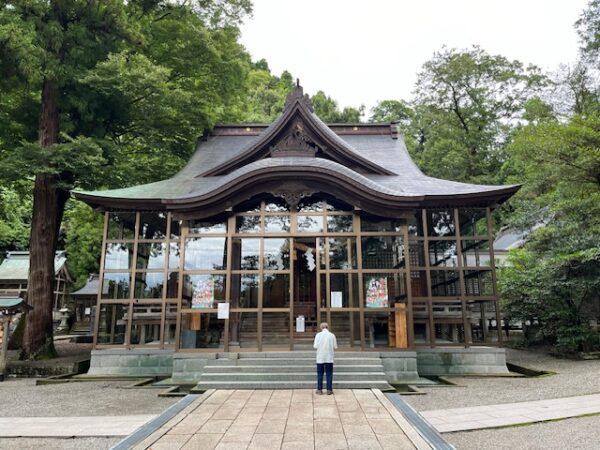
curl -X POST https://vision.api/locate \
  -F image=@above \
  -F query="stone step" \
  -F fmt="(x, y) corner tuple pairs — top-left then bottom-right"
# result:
(209, 358), (383, 366)
(192, 380), (394, 391)
(234, 351), (376, 358)
(197, 372), (387, 382)
(202, 365), (384, 373)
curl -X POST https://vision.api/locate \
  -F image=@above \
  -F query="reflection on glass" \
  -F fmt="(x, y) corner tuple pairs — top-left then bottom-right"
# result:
(263, 274), (290, 307)
(432, 301), (465, 343)
(409, 241), (425, 268)
(364, 273), (407, 307)
(264, 216), (291, 232)
(430, 270), (461, 296)
(230, 312), (258, 348)
(182, 274), (226, 308)
(130, 303), (162, 344)
(329, 273), (359, 308)
(330, 312), (360, 347)
(327, 215), (353, 233)
(236, 216), (261, 233)
(468, 300), (498, 343)
(428, 210), (455, 237)
(232, 238), (260, 270)
(170, 219), (181, 238)
(461, 241), (491, 267)
(459, 209), (488, 237)
(360, 216), (401, 233)
(361, 236), (404, 269)
(184, 237), (227, 270)
(328, 238), (356, 269)
(163, 304), (178, 346)
(107, 213), (135, 240)
(298, 199), (323, 212)
(97, 304), (128, 344)
(298, 215), (323, 233)
(262, 312), (290, 348)
(139, 213), (167, 239)
(135, 272), (164, 298)
(264, 239), (290, 270)
(102, 272), (130, 299)
(166, 272), (179, 298)
(136, 243), (166, 269)
(407, 211), (423, 236)
(189, 220), (227, 234)
(464, 270), (493, 296)
(428, 240), (457, 267)
(230, 274), (259, 308)
(364, 313), (391, 348)
(168, 242), (180, 269)
(412, 302), (429, 344)
(180, 313), (225, 349)
(105, 243), (132, 270)
(264, 199), (290, 212)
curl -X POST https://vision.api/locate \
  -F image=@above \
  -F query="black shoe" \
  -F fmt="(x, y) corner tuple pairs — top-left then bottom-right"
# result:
(315, 389), (323, 395)
(327, 390), (333, 395)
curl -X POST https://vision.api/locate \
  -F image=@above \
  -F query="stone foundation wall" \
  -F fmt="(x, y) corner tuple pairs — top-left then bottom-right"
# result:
(171, 352), (218, 384)
(416, 347), (508, 376)
(87, 349), (174, 377)
(379, 351), (419, 383)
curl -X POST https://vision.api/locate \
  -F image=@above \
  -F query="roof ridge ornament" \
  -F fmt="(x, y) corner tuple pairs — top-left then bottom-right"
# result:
(270, 118), (318, 157)
(284, 79), (314, 112)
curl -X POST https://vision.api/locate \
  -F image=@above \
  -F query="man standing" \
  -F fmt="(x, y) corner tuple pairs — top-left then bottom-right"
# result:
(313, 322), (337, 395)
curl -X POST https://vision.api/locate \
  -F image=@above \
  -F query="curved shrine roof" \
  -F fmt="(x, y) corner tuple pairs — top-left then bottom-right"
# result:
(73, 86), (519, 215)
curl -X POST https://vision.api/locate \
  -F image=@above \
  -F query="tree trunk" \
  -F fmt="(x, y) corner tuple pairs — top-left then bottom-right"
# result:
(22, 79), (68, 359)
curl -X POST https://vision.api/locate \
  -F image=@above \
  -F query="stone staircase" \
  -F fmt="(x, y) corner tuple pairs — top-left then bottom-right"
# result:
(192, 351), (394, 391)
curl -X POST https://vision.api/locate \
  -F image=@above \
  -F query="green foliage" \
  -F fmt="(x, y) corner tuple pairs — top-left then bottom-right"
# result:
(576, 0), (600, 61)
(500, 113), (600, 353)
(411, 46), (547, 184)
(61, 202), (104, 288)
(0, 183), (31, 256)
(243, 67), (294, 122)
(311, 91), (364, 123)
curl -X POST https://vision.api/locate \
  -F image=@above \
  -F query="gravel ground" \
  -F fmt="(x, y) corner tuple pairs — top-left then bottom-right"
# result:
(404, 348), (600, 411)
(401, 348), (600, 450)
(446, 414), (600, 450)
(0, 379), (178, 417)
(0, 437), (119, 450)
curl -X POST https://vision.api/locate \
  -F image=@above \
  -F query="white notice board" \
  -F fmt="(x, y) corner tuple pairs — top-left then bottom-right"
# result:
(217, 302), (230, 319)
(331, 291), (343, 308)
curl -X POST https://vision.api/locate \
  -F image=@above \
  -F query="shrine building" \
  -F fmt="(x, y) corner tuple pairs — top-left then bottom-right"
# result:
(73, 85), (518, 382)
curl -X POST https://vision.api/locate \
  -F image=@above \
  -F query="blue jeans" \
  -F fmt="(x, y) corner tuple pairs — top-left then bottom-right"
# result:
(316, 363), (333, 391)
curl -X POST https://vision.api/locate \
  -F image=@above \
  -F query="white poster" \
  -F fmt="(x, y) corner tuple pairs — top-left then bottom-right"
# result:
(217, 302), (230, 319)
(331, 291), (343, 308)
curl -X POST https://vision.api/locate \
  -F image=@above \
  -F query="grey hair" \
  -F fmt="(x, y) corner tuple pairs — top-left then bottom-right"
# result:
(320, 322), (329, 330)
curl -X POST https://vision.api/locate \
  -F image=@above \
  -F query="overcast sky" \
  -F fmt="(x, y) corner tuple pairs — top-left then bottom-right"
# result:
(240, 0), (589, 113)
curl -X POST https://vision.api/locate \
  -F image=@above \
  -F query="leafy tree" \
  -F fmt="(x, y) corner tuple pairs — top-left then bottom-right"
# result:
(0, 0), (251, 359)
(576, 0), (600, 62)
(311, 90), (364, 123)
(61, 202), (104, 289)
(411, 46), (546, 184)
(0, 183), (32, 257)
(243, 67), (294, 122)
(499, 113), (600, 352)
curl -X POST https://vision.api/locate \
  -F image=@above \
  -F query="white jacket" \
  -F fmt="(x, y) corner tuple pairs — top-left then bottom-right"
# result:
(313, 329), (338, 364)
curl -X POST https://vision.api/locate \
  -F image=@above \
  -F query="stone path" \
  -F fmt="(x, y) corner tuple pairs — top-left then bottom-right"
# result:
(124, 389), (431, 450)
(0, 415), (155, 437)
(422, 393), (600, 433)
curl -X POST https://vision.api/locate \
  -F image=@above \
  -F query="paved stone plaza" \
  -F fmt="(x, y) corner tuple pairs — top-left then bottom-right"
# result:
(124, 389), (428, 450)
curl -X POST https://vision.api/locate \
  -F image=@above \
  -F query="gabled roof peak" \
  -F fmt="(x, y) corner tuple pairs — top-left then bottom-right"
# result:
(284, 82), (314, 112)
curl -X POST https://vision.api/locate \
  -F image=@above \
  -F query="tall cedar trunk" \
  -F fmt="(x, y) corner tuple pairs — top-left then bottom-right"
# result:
(22, 79), (68, 358)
